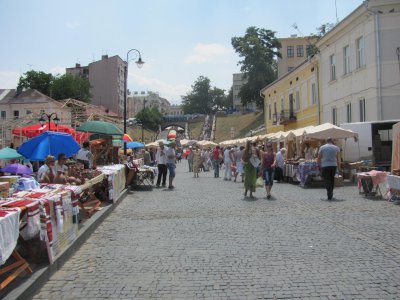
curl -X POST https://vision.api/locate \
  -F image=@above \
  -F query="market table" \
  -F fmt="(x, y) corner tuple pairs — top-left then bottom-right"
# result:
(296, 161), (321, 187)
(387, 175), (400, 201)
(0, 208), (33, 290)
(357, 170), (388, 198)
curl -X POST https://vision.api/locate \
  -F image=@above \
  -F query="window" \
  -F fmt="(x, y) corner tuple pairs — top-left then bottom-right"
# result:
(280, 98), (284, 112)
(26, 110), (32, 115)
(287, 46), (294, 58)
(0, 111), (6, 119)
(344, 45), (350, 74)
(330, 54), (336, 81)
(311, 82), (317, 105)
(268, 104), (271, 120)
(13, 110), (19, 119)
(288, 67), (295, 73)
(346, 103), (352, 123)
(332, 107), (337, 125)
(296, 45), (304, 57)
(356, 36), (365, 68)
(359, 98), (366, 121)
(295, 90), (300, 111)
(274, 102), (277, 114)
(306, 45), (312, 56)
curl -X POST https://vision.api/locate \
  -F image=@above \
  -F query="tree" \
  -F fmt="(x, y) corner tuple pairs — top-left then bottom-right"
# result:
(135, 106), (163, 131)
(226, 86), (234, 109)
(17, 70), (54, 95)
(307, 22), (336, 56)
(231, 26), (281, 108)
(51, 73), (91, 103)
(182, 76), (228, 114)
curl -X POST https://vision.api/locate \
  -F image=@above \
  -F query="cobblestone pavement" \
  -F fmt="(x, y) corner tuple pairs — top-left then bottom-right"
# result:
(32, 162), (400, 299)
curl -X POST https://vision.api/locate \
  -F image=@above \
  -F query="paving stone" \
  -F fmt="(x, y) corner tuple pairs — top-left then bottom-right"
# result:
(31, 163), (400, 299)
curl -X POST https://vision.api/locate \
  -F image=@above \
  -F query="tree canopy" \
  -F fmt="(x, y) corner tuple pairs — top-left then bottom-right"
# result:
(17, 70), (91, 103)
(17, 70), (54, 96)
(51, 73), (91, 102)
(231, 26), (281, 108)
(181, 76), (228, 114)
(135, 106), (163, 131)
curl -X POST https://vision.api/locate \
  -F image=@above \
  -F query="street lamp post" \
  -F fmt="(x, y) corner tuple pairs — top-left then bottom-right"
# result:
(39, 112), (60, 131)
(124, 48), (144, 155)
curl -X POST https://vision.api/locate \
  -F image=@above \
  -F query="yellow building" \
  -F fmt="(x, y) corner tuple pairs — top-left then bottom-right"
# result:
(261, 56), (321, 134)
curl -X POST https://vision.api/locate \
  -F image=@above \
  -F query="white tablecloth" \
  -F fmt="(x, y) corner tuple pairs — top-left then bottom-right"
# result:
(0, 208), (21, 265)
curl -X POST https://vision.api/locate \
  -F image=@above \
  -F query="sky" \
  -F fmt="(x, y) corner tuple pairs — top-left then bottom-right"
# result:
(0, 0), (363, 105)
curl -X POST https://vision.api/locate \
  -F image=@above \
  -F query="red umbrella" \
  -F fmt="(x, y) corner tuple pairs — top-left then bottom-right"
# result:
(122, 134), (133, 142)
(12, 123), (89, 144)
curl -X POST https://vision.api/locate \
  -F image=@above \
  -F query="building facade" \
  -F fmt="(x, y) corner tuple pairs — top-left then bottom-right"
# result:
(0, 89), (72, 147)
(232, 73), (258, 112)
(316, 0), (400, 124)
(67, 55), (126, 117)
(261, 57), (320, 133)
(127, 91), (172, 118)
(277, 36), (318, 78)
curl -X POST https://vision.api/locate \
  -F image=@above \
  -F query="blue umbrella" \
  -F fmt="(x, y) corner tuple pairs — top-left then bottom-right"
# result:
(18, 131), (81, 161)
(126, 141), (145, 149)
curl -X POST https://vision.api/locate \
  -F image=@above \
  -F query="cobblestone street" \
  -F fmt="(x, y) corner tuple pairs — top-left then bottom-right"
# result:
(32, 162), (400, 299)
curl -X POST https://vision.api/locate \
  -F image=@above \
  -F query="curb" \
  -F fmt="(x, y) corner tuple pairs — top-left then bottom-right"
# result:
(3, 189), (128, 300)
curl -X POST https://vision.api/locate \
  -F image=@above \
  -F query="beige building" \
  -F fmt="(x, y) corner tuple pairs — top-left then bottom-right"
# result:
(0, 89), (72, 147)
(317, 0), (400, 124)
(277, 35), (318, 78)
(127, 91), (172, 118)
(67, 55), (126, 117)
(232, 73), (257, 112)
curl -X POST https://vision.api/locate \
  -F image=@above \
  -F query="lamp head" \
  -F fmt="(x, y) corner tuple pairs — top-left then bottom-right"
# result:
(136, 57), (145, 68)
(53, 114), (60, 125)
(39, 115), (46, 126)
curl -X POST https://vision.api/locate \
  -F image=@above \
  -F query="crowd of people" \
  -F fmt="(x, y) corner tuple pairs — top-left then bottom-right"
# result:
(122, 136), (341, 201)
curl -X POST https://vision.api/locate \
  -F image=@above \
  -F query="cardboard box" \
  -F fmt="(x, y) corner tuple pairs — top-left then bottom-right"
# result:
(0, 176), (19, 189)
(334, 175), (343, 187)
(0, 181), (10, 198)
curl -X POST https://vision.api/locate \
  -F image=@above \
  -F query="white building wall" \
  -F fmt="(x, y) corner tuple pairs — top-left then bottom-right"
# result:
(318, 1), (400, 124)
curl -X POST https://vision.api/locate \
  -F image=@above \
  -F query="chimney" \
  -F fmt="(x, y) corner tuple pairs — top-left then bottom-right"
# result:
(102, 55), (108, 60)
(75, 63), (81, 68)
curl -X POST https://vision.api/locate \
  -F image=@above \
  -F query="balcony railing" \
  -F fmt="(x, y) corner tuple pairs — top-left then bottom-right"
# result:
(272, 110), (297, 125)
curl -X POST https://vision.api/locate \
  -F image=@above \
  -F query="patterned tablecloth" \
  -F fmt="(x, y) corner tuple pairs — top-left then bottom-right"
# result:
(387, 175), (400, 190)
(296, 161), (320, 187)
(0, 208), (21, 265)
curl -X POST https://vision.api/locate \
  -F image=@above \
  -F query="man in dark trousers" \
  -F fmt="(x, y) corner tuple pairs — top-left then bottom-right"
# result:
(317, 137), (341, 200)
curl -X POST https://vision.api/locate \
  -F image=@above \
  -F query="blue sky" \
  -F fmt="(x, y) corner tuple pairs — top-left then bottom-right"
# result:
(0, 0), (362, 104)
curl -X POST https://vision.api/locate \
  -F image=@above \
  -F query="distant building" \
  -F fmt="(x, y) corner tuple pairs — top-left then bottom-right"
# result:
(232, 73), (257, 112)
(168, 104), (184, 116)
(127, 91), (172, 117)
(0, 89), (72, 147)
(277, 35), (318, 78)
(66, 55), (126, 116)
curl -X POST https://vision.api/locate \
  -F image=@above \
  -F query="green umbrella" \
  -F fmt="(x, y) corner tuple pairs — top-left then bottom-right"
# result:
(0, 147), (23, 160)
(76, 121), (123, 136)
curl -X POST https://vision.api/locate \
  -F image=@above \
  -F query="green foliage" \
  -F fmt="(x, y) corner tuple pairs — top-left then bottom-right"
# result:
(17, 70), (54, 95)
(231, 26), (281, 108)
(307, 22), (336, 56)
(51, 73), (91, 102)
(135, 106), (163, 131)
(182, 76), (229, 114)
(17, 70), (91, 103)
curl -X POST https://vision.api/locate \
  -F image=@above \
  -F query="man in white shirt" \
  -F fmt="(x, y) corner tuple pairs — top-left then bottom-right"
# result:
(223, 146), (234, 181)
(155, 141), (168, 187)
(38, 155), (56, 183)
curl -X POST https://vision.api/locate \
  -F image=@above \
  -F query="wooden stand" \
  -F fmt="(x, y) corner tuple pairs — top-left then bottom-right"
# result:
(0, 250), (32, 290)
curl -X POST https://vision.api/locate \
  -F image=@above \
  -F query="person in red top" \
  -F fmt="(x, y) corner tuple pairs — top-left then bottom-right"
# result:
(212, 146), (222, 178)
(261, 142), (276, 199)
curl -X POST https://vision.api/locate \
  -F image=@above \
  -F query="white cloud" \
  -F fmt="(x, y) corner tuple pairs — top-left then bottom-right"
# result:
(65, 20), (80, 29)
(185, 43), (233, 64)
(0, 71), (20, 89)
(130, 74), (189, 104)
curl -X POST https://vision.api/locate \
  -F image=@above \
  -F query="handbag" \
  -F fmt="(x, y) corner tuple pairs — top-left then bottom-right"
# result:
(256, 176), (264, 187)
(249, 156), (261, 168)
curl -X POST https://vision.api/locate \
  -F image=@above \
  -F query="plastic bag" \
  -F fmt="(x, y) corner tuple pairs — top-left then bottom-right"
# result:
(256, 176), (264, 187)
